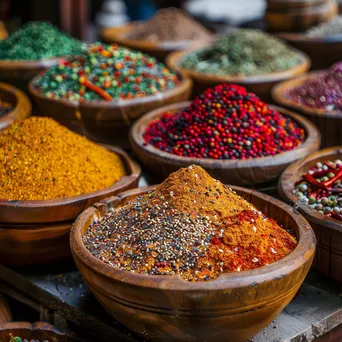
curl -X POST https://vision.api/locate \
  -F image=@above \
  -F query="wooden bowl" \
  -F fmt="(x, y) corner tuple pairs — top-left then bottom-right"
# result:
(0, 58), (61, 93)
(0, 82), (31, 131)
(100, 23), (213, 62)
(0, 295), (11, 325)
(278, 32), (342, 70)
(70, 185), (316, 342)
(279, 146), (342, 283)
(129, 102), (321, 186)
(0, 146), (141, 224)
(267, 0), (328, 10)
(272, 71), (342, 148)
(266, 0), (338, 32)
(166, 48), (310, 102)
(0, 322), (79, 341)
(29, 73), (192, 147)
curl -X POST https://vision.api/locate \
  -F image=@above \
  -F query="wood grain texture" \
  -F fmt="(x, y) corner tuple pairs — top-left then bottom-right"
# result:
(273, 72), (342, 148)
(0, 322), (79, 341)
(166, 48), (310, 102)
(0, 146), (141, 224)
(29, 74), (192, 147)
(129, 102), (321, 186)
(266, 0), (338, 32)
(70, 186), (316, 342)
(279, 146), (342, 282)
(0, 82), (31, 131)
(100, 23), (213, 62)
(278, 32), (342, 70)
(0, 295), (11, 325)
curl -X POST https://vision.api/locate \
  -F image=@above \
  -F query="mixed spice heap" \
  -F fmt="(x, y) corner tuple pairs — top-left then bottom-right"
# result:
(84, 166), (297, 282)
(127, 8), (212, 42)
(294, 159), (342, 221)
(0, 117), (126, 200)
(306, 16), (342, 37)
(144, 84), (305, 159)
(0, 22), (85, 60)
(287, 62), (342, 112)
(34, 43), (181, 102)
(9, 334), (48, 342)
(179, 29), (303, 76)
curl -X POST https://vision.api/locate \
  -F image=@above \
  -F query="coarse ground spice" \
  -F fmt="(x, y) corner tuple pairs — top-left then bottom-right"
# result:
(127, 8), (212, 42)
(0, 97), (13, 118)
(179, 29), (303, 76)
(306, 15), (342, 37)
(144, 84), (305, 159)
(0, 22), (86, 60)
(294, 159), (342, 221)
(0, 117), (126, 200)
(34, 43), (181, 102)
(287, 62), (342, 112)
(83, 165), (297, 282)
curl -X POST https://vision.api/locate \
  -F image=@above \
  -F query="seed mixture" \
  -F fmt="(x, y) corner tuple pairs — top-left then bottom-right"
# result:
(127, 8), (212, 42)
(287, 62), (342, 112)
(0, 97), (13, 118)
(0, 117), (126, 200)
(144, 84), (305, 159)
(179, 29), (303, 76)
(0, 22), (85, 60)
(9, 334), (49, 342)
(84, 166), (297, 282)
(306, 16), (342, 37)
(34, 43), (181, 102)
(294, 159), (342, 221)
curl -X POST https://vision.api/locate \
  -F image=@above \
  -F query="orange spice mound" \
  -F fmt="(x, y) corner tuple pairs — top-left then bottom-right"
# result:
(84, 165), (297, 281)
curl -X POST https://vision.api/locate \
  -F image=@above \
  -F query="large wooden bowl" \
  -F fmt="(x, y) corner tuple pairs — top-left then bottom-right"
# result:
(70, 185), (316, 342)
(0, 58), (61, 93)
(0, 322), (79, 342)
(129, 102), (321, 186)
(272, 71), (342, 148)
(29, 73), (192, 147)
(278, 32), (342, 70)
(100, 23), (213, 62)
(166, 48), (310, 101)
(0, 82), (31, 131)
(279, 146), (342, 283)
(0, 146), (141, 224)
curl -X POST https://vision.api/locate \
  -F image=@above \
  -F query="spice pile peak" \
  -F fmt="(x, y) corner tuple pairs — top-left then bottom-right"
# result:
(84, 165), (297, 281)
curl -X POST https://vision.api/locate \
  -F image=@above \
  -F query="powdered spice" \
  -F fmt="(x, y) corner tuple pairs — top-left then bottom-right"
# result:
(83, 166), (296, 281)
(0, 117), (126, 200)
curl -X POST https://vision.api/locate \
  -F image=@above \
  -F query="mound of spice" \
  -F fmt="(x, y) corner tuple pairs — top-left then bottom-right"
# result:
(294, 159), (342, 221)
(84, 165), (297, 281)
(0, 22), (86, 60)
(179, 29), (303, 76)
(144, 84), (305, 159)
(306, 16), (342, 37)
(0, 98), (13, 118)
(34, 43), (181, 101)
(0, 117), (126, 200)
(287, 62), (342, 112)
(127, 8), (212, 42)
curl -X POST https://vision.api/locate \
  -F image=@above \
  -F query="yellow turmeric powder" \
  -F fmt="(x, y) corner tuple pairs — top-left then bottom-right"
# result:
(0, 117), (126, 200)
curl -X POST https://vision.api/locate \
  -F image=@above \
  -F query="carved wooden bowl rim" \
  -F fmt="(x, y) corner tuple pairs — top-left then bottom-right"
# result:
(71, 185), (316, 290)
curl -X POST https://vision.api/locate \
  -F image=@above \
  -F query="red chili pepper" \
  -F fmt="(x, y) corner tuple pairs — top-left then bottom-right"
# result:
(79, 78), (112, 101)
(327, 211), (342, 221)
(303, 174), (327, 189)
(310, 169), (333, 178)
(323, 170), (342, 188)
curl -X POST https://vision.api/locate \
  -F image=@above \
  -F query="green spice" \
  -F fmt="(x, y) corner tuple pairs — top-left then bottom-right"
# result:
(34, 43), (181, 102)
(0, 22), (86, 60)
(306, 16), (342, 37)
(179, 29), (303, 76)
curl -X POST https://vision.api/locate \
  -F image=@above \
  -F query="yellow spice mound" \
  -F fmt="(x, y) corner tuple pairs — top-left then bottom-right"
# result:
(0, 117), (126, 200)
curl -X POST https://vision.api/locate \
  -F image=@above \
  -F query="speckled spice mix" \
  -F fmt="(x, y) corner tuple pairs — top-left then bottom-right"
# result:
(287, 62), (342, 112)
(34, 43), (181, 102)
(144, 84), (305, 160)
(83, 165), (297, 282)
(0, 21), (86, 60)
(9, 334), (49, 342)
(294, 159), (342, 221)
(0, 117), (126, 200)
(179, 29), (302, 76)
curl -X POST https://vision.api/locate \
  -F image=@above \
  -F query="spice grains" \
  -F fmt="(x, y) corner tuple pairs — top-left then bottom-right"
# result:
(0, 117), (126, 200)
(84, 166), (296, 282)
